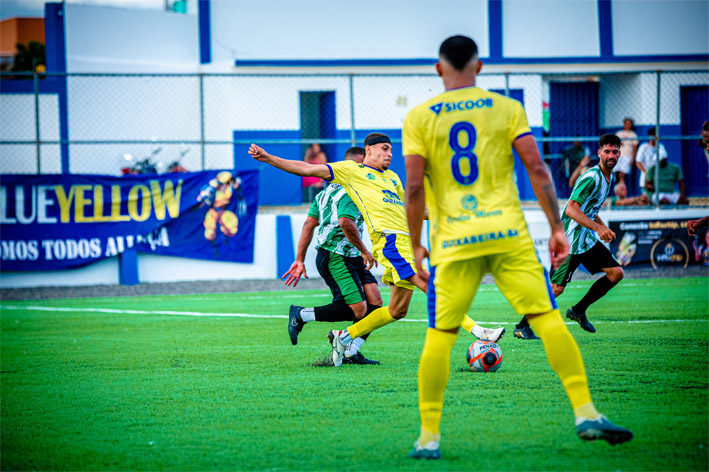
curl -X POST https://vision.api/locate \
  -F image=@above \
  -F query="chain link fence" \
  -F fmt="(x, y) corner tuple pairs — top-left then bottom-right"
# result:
(1, 70), (707, 204)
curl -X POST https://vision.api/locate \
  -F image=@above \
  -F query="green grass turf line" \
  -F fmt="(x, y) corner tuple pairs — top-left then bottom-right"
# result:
(1, 277), (707, 471)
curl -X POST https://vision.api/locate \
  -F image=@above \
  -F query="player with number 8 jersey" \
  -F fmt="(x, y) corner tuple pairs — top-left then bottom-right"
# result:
(403, 35), (632, 460)
(403, 86), (532, 266)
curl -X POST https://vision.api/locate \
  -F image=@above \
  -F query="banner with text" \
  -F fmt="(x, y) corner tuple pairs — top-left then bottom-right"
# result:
(609, 218), (705, 269)
(1, 170), (258, 271)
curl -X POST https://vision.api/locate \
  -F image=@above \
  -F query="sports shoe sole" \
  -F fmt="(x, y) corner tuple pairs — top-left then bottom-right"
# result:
(408, 448), (442, 460)
(578, 427), (633, 445)
(513, 328), (540, 340)
(288, 305), (304, 345)
(327, 330), (346, 367)
(576, 417), (633, 445)
(566, 308), (597, 333)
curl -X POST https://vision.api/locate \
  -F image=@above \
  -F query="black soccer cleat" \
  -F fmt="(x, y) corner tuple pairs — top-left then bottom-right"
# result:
(408, 441), (441, 460)
(576, 415), (633, 445)
(288, 305), (305, 345)
(342, 352), (380, 365)
(513, 326), (540, 340)
(566, 307), (596, 333)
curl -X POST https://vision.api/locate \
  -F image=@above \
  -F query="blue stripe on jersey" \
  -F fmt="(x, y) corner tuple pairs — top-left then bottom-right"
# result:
(324, 164), (334, 182)
(382, 234), (416, 281)
(514, 131), (533, 141)
(536, 250), (558, 310)
(427, 265), (437, 329)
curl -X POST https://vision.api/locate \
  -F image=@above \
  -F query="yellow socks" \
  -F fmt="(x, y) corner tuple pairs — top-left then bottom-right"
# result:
(418, 328), (458, 436)
(574, 402), (601, 421)
(460, 315), (477, 335)
(347, 306), (396, 339)
(527, 311), (599, 419)
(418, 426), (440, 446)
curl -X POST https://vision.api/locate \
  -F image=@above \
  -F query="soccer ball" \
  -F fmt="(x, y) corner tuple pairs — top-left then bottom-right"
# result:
(466, 340), (503, 372)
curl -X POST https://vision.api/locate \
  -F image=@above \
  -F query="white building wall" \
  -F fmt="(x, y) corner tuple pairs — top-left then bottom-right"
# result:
(209, 0), (490, 65)
(64, 4), (199, 73)
(0, 94), (61, 173)
(502, 0), (600, 58)
(612, 0), (709, 56)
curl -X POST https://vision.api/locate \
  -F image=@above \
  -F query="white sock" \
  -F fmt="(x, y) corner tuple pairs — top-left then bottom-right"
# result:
(345, 337), (365, 357)
(471, 324), (484, 338)
(300, 307), (315, 323)
(339, 330), (352, 345)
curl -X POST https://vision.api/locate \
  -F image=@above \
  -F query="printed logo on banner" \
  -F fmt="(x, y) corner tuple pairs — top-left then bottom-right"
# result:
(0, 170), (259, 271)
(650, 238), (689, 270)
(609, 218), (699, 269)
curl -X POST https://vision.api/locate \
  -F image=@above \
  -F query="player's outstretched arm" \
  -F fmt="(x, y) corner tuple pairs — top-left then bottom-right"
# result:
(514, 135), (569, 268)
(282, 216), (318, 287)
(404, 154), (429, 272)
(249, 144), (331, 179)
(339, 217), (377, 271)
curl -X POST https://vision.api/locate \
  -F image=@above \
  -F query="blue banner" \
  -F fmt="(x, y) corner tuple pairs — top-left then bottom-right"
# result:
(0, 170), (258, 271)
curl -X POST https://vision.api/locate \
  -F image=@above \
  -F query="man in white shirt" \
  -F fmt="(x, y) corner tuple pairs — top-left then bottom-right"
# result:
(614, 118), (638, 184)
(635, 127), (667, 190)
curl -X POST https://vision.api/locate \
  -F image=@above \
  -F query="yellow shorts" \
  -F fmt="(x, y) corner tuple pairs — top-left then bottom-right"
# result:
(428, 239), (557, 330)
(371, 233), (417, 291)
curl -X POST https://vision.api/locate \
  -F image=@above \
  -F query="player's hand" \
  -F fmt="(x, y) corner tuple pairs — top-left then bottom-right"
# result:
(282, 261), (307, 287)
(687, 219), (700, 236)
(361, 250), (377, 271)
(412, 244), (429, 274)
(597, 226), (616, 242)
(248, 144), (270, 162)
(548, 229), (569, 270)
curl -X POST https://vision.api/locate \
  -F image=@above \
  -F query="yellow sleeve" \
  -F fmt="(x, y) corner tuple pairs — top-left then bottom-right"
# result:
(326, 160), (354, 185)
(509, 100), (532, 143)
(402, 107), (426, 157)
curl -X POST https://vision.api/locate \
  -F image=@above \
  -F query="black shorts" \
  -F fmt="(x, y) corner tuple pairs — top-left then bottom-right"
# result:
(550, 241), (620, 287)
(315, 248), (377, 305)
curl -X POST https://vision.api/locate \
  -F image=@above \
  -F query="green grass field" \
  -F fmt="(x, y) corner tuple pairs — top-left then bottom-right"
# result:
(1, 277), (707, 471)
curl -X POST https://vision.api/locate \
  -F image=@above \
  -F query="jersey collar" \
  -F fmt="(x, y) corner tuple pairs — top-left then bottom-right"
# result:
(362, 164), (384, 173)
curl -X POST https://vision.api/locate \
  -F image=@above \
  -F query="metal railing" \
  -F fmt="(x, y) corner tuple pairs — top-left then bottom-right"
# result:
(1, 69), (707, 205)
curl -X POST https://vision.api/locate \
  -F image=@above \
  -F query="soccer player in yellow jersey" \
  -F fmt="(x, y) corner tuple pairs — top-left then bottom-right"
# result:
(403, 35), (633, 459)
(248, 135), (504, 366)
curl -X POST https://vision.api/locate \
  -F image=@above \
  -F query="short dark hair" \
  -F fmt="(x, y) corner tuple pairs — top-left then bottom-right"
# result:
(344, 146), (364, 160)
(648, 127), (657, 136)
(598, 134), (621, 149)
(439, 35), (478, 71)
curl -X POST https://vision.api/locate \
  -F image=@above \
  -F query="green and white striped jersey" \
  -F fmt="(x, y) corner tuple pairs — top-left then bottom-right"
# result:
(308, 184), (365, 257)
(562, 165), (613, 254)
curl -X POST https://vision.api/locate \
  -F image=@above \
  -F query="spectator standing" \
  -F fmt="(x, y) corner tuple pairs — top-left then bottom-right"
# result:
(635, 128), (667, 190)
(302, 143), (328, 201)
(614, 118), (638, 185)
(645, 155), (689, 206)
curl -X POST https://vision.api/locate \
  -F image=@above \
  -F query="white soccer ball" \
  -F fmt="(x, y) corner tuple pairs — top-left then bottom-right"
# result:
(466, 340), (503, 372)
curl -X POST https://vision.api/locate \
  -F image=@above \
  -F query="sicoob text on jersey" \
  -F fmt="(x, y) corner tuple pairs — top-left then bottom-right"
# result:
(429, 98), (493, 115)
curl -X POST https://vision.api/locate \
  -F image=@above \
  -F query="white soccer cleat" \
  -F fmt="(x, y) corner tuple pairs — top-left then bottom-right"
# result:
(328, 330), (347, 367)
(476, 326), (506, 343)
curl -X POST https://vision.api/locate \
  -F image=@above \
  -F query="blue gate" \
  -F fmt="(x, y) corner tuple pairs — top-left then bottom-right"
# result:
(680, 85), (709, 197)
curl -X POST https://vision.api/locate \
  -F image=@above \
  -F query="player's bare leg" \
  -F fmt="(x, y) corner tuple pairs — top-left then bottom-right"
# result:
(329, 285), (413, 366)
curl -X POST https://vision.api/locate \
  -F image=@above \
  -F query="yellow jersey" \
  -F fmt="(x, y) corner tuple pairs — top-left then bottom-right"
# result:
(326, 160), (409, 239)
(403, 86), (532, 265)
